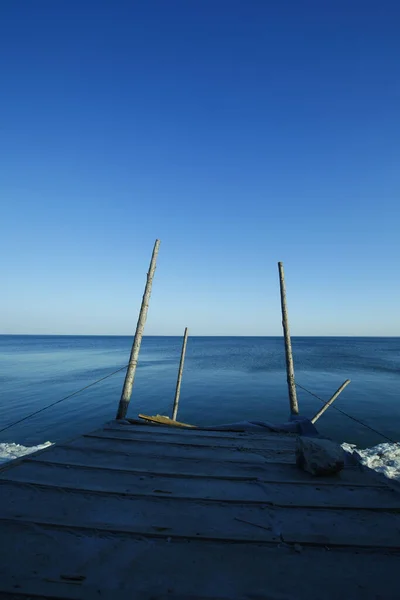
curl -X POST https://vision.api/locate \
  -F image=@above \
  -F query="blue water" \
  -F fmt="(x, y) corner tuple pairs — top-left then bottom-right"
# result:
(0, 335), (399, 448)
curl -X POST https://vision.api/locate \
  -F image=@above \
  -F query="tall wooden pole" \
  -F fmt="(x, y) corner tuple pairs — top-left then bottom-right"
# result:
(172, 327), (188, 421)
(116, 239), (160, 420)
(278, 262), (299, 416)
(311, 379), (351, 424)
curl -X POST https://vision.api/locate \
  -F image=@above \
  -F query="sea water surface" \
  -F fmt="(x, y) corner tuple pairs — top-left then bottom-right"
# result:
(0, 336), (399, 473)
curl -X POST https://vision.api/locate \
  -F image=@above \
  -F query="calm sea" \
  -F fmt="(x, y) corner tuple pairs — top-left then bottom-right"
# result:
(0, 336), (399, 448)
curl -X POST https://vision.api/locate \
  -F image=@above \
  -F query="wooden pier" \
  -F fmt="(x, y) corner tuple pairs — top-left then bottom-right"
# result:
(1, 241), (399, 598)
(0, 419), (399, 599)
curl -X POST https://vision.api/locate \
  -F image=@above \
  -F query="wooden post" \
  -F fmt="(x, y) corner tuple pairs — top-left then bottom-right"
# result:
(311, 379), (351, 424)
(116, 239), (160, 420)
(172, 327), (188, 421)
(278, 262), (299, 416)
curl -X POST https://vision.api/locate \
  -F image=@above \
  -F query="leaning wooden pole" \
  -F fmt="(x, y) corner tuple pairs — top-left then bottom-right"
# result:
(116, 239), (160, 420)
(172, 327), (188, 421)
(278, 262), (299, 416)
(311, 379), (351, 424)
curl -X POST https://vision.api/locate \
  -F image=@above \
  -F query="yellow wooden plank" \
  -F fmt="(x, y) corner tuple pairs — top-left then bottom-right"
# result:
(137, 414), (197, 428)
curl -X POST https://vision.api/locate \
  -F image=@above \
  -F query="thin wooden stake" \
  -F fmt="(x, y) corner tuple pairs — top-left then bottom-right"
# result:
(172, 327), (188, 421)
(278, 262), (299, 416)
(116, 239), (160, 420)
(311, 379), (351, 424)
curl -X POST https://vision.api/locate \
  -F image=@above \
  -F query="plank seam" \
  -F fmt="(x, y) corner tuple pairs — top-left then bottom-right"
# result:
(23, 458), (388, 487)
(1, 479), (398, 510)
(83, 433), (296, 452)
(0, 516), (398, 550)
(63, 443), (291, 465)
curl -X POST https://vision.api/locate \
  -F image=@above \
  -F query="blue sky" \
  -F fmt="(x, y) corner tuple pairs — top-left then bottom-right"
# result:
(1, 0), (399, 335)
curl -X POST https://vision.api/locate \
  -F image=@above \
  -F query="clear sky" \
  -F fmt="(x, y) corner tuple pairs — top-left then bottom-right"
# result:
(1, 1), (399, 336)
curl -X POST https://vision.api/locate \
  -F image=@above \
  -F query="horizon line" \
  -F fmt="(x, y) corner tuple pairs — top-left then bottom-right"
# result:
(1, 334), (400, 338)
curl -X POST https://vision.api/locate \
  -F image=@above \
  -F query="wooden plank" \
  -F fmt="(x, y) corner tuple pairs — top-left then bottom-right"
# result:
(27, 445), (384, 486)
(3, 461), (400, 509)
(104, 421), (295, 442)
(0, 579), (81, 600)
(1, 480), (400, 547)
(69, 435), (292, 463)
(0, 521), (399, 599)
(112, 420), (296, 441)
(89, 427), (297, 450)
(27, 445), (267, 479)
(139, 414), (196, 427)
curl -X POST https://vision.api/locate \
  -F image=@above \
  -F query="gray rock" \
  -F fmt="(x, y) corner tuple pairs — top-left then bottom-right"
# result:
(296, 437), (345, 476)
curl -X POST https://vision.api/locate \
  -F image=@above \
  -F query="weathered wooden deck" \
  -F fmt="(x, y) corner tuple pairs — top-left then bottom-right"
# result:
(0, 420), (399, 599)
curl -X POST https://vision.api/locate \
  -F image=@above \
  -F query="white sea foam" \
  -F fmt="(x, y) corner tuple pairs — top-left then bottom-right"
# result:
(342, 442), (400, 482)
(0, 441), (53, 465)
